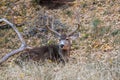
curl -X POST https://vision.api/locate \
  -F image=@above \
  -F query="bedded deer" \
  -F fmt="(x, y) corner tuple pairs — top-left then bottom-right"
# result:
(18, 24), (80, 63)
(0, 18), (80, 64)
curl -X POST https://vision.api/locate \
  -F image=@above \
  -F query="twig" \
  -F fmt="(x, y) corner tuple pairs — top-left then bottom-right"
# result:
(41, 1), (76, 5)
(0, 22), (25, 29)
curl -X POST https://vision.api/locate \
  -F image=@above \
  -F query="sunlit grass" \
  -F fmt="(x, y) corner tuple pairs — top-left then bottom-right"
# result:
(0, 50), (120, 80)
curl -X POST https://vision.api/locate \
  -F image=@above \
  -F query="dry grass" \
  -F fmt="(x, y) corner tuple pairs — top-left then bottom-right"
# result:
(0, 49), (120, 80)
(0, 0), (120, 80)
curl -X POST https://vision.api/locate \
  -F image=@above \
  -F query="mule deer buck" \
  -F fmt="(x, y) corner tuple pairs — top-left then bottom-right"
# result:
(0, 18), (80, 64)
(17, 23), (80, 64)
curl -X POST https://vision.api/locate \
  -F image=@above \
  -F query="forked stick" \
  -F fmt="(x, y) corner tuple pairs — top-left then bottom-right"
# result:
(0, 18), (27, 64)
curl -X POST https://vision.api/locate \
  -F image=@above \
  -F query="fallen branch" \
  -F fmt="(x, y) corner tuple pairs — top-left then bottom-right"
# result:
(0, 18), (27, 64)
(41, 0), (76, 4)
(0, 22), (25, 29)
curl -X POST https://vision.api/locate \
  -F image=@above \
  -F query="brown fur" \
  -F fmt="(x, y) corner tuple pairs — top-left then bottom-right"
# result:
(18, 44), (68, 63)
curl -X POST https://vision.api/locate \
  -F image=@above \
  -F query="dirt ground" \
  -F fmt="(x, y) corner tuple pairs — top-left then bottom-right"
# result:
(0, 0), (120, 80)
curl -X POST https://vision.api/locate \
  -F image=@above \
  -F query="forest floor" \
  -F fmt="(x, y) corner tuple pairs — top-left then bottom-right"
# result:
(0, 0), (120, 80)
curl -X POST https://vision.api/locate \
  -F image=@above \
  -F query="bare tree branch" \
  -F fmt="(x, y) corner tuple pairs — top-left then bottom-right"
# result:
(0, 18), (27, 64)
(0, 22), (25, 29)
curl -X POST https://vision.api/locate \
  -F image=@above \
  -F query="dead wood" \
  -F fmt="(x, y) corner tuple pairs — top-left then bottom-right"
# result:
(0, 18), (28, 64)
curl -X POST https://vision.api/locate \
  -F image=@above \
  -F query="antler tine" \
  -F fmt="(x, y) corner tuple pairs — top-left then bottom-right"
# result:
(46, 17), (61, 36)
(67, 23), (80, 36)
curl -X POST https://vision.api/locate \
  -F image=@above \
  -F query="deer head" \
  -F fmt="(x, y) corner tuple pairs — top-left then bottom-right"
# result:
(46, 24), (80, 61)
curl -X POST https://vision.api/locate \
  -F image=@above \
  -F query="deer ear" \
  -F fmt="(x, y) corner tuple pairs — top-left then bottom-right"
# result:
(69, 32), (80, 40)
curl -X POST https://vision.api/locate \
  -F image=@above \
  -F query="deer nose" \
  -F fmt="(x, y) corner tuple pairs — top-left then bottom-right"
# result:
(60, 44), (64, 48)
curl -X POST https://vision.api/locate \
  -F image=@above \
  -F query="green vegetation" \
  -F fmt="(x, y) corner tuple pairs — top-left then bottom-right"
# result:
(92, 18), (101, 28)
(0, 0), (120, 80)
